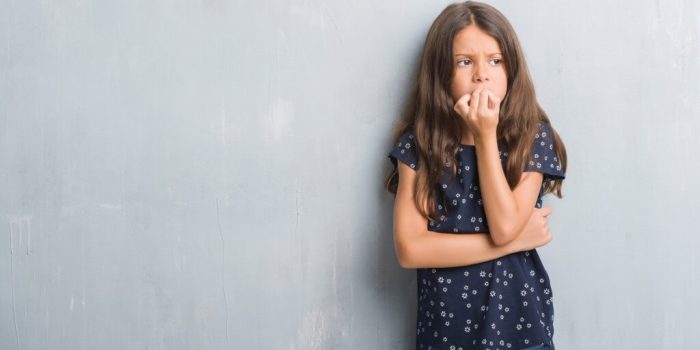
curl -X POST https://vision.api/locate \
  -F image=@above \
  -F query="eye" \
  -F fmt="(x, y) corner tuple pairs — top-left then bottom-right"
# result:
(457, 59), (472, 66)
(490, 58), (503, 65)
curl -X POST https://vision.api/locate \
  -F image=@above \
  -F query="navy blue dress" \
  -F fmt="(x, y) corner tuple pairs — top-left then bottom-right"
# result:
(388, 122), (565, 350)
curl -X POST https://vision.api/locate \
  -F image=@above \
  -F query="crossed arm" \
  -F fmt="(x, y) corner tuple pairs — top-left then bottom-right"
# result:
(392, 159), (545, 269)
(473, 134), (544, 246)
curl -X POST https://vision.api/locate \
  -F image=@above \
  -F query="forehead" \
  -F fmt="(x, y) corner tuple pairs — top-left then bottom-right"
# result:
(452, 25), (501, 54)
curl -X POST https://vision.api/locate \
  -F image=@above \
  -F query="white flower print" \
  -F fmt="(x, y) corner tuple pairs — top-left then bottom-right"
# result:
(390, 128), (559, 349)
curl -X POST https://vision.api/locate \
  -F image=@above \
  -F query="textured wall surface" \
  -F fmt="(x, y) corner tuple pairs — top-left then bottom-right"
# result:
(1, 0), (698, 349)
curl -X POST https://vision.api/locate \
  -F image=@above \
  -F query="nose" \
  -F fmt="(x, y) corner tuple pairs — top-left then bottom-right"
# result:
(472, 61), (490, 83)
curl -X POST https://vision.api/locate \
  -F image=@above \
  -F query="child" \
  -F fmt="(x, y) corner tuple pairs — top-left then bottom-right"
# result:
(384, 2), (567, 349)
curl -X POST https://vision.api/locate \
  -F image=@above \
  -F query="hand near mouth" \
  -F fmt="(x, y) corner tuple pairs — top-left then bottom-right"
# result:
(453, 86), (501, 141)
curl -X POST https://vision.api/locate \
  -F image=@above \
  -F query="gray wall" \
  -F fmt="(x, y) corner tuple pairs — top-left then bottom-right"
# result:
(1, 0), (698, 349)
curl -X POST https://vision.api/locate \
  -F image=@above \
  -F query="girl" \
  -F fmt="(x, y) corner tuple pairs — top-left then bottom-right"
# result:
(384, 2), (567, 350)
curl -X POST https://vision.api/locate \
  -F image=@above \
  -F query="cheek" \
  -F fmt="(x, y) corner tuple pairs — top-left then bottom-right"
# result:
(497, 75), (508, 98)
(451, 77), (469, 99)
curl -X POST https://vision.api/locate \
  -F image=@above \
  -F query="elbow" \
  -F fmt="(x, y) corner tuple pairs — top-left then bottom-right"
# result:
(396, 245), (416, 269)
(395, 238), (418, 269)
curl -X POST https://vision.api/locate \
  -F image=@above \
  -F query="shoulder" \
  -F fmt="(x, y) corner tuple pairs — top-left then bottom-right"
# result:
(388, 129), (420, 170)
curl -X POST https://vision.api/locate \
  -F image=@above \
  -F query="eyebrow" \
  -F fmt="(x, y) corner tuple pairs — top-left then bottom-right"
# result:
(454, 52), (502, 57)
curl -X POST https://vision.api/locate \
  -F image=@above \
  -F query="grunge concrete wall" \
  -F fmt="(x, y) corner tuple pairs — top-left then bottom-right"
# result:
(1, 0), (698, 349)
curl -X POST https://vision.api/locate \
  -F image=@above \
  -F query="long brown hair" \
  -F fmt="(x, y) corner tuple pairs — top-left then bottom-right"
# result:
(384, 1), (567, 222)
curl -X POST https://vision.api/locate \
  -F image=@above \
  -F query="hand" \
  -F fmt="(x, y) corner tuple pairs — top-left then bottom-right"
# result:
(452, 87), (501, 140)
(506, 207), (553, 253)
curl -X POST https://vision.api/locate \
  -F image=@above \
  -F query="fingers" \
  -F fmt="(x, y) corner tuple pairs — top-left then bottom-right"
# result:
(469, 87), (482, 119)
(478, 88), (490, 115)
(487, 90), (499, 110)
(453, 93), (471, 116)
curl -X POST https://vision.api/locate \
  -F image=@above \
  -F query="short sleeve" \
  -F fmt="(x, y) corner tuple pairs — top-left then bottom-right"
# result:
(524, 122), (565, 181)
(387, 130), (419, 171)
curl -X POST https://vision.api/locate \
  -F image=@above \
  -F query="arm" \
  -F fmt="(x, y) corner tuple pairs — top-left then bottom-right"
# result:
(393, 161), (515, 269)
(474, 134), (543, 246)
(453, 87), (544, 247)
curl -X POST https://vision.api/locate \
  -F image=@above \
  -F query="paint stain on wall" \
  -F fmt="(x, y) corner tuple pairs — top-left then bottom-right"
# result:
(8, 215), (32, 255)
(295, 308), (330, 349)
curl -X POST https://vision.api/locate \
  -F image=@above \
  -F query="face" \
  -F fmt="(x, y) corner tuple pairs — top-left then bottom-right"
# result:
(450, 24), (508, 104)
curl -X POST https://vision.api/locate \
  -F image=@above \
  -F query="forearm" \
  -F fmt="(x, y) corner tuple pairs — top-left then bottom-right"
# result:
(474, 134), (525, 244)
(398, 231), (515, 269)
